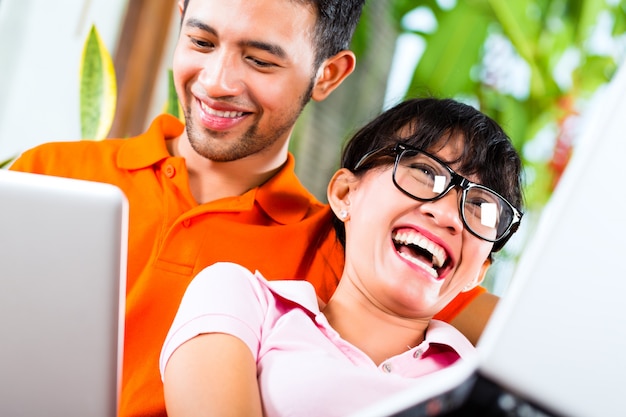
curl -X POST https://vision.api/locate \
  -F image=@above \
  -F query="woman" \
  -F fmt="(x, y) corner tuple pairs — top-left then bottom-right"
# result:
(159, 97), (524, 416)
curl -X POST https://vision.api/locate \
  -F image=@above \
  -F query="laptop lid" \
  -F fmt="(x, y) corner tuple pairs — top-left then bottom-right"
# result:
(472, 60), (626, 417)
(0, 170), (127, 417)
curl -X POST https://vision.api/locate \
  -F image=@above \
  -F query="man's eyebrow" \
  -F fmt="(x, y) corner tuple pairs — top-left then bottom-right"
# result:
(241, 41), (287, 60)
(184, 18), (217, 36)
(183, 18), (287, 60)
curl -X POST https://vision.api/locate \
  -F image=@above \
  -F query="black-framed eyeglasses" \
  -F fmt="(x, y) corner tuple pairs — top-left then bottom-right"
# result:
(354, 143), (522, 244)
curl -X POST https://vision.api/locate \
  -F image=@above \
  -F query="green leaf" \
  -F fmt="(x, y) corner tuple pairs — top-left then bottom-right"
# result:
(523, 160), (555, 210)
(488, 0), (539, 53)
(480, 91), (530, 151)
(79, 25), (117, 140)
(165, 69), (183, 121)
(0, 156), (16, 169)
(612, 1), (626, 35)
(573, 55), (618, 95)
(407, 2), (490, 97)
(488, 0), (551, 98)
(575, 0), (607, 45)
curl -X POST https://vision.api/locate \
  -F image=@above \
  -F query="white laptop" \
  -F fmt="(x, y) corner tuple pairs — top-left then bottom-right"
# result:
(0, 170), (128, 417)
(350, 63), (626, 417)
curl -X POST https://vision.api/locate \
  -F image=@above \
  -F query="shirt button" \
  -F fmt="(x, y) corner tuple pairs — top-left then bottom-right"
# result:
(182, 219), (191, 228)
(413, 348), (424, 359)
(382, 363), (392, 373)
(164, 164), (176, 178)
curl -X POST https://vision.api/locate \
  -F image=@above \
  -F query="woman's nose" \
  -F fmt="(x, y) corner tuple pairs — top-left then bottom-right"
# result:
(418, 189), (464, 235)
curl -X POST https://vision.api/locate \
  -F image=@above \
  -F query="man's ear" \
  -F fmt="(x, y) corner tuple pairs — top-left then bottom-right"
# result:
(463, 259), (491, 292)
(311, 51), (356, 102)
(327, 168), (357, 218)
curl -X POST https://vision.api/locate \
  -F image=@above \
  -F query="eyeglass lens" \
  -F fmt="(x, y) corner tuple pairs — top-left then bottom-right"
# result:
(394, 149), (514, 242)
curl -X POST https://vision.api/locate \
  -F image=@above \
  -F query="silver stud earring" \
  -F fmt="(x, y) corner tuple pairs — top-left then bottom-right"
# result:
(339, 209), (349, 220)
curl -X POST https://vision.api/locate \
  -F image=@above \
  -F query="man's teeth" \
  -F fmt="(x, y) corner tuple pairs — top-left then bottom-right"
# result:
(201, 102), (244, 118)
(393, 230), (446, 268)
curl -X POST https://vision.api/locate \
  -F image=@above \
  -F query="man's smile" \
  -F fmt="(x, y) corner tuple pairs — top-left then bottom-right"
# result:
(200, 100), (246, 118)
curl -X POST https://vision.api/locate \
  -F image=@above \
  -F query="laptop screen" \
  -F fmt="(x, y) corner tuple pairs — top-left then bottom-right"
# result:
(0, 170), (127, 416)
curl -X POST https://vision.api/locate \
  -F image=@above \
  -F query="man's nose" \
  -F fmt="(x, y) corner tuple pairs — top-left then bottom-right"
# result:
(197, 50), (245, 97)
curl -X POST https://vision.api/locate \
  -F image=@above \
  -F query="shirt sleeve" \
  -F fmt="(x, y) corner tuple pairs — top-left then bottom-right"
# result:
(159, 262), (270, 379)
(9, 146), (46, 173)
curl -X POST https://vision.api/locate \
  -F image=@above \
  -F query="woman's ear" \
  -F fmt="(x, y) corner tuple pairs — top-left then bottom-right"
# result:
(311, 51), (356, 102)
(463, 259), (491, 292)
(327, 168), (357, 220)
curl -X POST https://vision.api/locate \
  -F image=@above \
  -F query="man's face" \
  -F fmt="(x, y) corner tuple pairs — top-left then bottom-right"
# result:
(173, 0), (318, 162)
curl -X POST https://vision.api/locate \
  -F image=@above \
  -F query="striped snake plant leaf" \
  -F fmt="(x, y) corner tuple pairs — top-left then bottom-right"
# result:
(79, 25), (117, 140)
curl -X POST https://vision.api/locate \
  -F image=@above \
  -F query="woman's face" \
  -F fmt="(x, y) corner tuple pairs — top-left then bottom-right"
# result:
(333, 138), (493, 319)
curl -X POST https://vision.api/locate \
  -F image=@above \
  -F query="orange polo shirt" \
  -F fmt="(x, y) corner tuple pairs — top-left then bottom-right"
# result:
(10, 114), (484, 417)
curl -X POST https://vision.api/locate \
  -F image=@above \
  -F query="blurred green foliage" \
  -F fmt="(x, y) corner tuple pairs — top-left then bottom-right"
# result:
(396, 0), (625, 210)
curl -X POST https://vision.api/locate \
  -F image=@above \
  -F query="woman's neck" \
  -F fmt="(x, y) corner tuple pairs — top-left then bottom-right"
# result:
(322, 280), (431, 366)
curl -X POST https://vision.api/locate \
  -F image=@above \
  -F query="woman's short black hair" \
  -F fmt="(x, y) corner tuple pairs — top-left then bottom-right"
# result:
(335, 97), (524, 253)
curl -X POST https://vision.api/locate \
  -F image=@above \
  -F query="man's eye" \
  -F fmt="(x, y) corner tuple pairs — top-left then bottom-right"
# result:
(246, 57), (275, 68)
(190, 38), (213, 49)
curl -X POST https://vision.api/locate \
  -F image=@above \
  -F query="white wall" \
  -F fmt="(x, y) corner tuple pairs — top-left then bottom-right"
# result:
(146, 4), (181, 129)
(0, 0), (128, 162)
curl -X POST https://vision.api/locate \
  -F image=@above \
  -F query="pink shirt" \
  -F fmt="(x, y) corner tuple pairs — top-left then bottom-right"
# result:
(160, 262), (475, 416)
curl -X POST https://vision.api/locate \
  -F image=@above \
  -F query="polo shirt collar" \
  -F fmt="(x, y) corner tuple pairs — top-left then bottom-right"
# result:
(263, 277), (321, 316)
(117, 114), (318, 225)
(264, 277), (476, 360)
(254, 153), (319, 225)
(117, 114), (185, 170)
(425, 320), (476, 359)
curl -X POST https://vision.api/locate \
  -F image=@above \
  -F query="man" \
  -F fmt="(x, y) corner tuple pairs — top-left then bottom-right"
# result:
(10, 0), (497, 416)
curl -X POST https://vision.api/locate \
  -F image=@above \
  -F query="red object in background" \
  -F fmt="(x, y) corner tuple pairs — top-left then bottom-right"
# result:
(549, 95), (578, 190)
